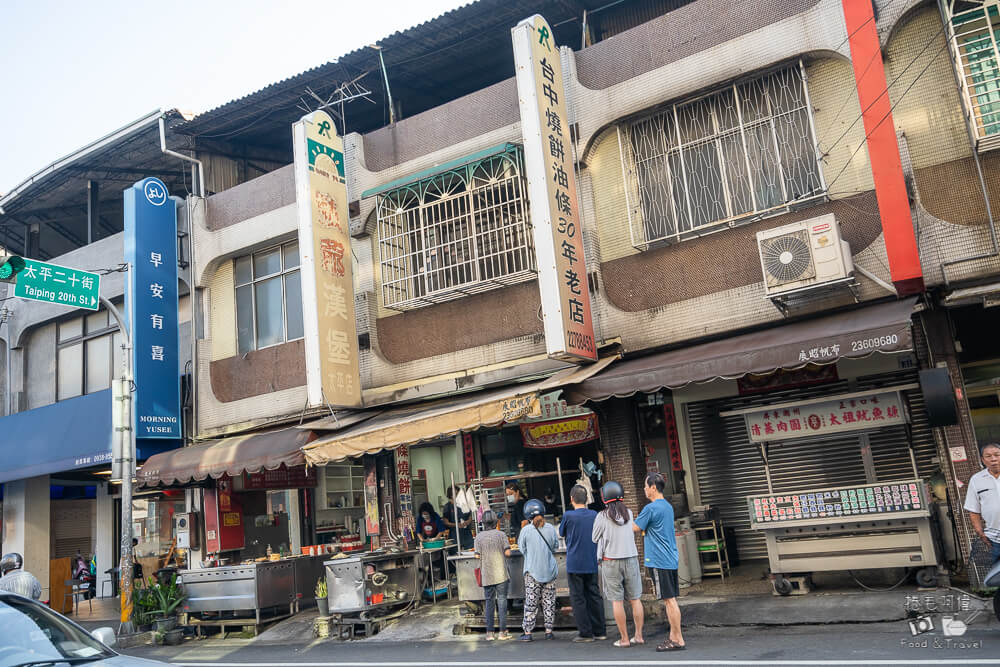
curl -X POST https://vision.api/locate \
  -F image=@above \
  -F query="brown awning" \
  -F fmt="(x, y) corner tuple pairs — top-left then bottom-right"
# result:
(139, 427), (317, 487)
(302, 356), (617, 466)
(564, 298), (916, 403)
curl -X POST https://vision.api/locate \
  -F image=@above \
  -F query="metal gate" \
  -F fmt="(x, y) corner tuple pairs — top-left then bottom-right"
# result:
(686, 369), (941, 562)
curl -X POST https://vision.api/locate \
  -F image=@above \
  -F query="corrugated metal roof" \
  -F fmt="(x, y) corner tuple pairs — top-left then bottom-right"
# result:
(172, 0), (605, 144)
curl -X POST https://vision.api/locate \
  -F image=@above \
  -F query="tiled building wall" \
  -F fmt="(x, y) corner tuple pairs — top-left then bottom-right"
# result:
(912, 308), (981, 566)
(596, 398), (648, 563)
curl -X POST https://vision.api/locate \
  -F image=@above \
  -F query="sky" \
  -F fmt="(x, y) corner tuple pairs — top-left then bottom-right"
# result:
(0, 0), (466, 195)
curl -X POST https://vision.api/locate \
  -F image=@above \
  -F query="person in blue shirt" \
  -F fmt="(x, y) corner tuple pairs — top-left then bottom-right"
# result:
(517, 499), (558, 641)
(559, 484), (607, 642)
(633, 472), (685, 652)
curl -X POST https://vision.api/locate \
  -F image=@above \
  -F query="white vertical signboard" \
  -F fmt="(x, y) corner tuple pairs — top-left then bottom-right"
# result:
(513, 15), (597, 362)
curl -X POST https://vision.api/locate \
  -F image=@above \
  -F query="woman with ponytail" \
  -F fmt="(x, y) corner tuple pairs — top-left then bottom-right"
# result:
(591, 481), (644, 648)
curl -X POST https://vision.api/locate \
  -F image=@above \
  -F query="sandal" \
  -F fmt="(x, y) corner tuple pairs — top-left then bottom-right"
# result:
(631, 637), (645, 645)
(613, 639), (631, 648)
(656, 639), (686, 652)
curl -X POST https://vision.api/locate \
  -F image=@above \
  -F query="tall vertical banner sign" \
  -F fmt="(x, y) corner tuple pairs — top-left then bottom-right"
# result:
(513, 15), (597, 362)
(293, 110), (362, 407)
(124, 178), (181, 438)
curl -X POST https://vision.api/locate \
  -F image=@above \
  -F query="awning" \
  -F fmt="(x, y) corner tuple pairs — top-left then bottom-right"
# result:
(0, 390), (180, 485)
(563, 298), (916, 403)
(139, 427), (317, 487)
(944, 281), (1000, 306)
(360, 143), (519, 198)
(302, 356), (616, 465)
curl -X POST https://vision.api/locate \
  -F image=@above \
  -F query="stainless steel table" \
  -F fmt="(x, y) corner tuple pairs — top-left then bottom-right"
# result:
(324, 550), (419, 615)
(449, 547), (569, 602)
(178, 560), (296, 624)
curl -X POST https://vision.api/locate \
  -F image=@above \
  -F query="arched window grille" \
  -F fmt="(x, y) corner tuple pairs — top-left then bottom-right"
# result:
(377, 146), (535, 310)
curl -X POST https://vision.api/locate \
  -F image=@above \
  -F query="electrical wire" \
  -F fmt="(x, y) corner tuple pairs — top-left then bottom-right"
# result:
(815, 0), (911, 150)
(824, 40), (950, 194)
(849, 568), (911, 592)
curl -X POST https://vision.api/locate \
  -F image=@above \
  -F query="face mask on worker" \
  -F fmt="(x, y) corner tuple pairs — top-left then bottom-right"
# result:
(421, 513), (431, 521)
(506, 494), (515, 503)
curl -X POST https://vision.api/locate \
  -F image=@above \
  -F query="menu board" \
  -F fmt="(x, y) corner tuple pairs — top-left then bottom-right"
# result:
(747, 480), (926, 528)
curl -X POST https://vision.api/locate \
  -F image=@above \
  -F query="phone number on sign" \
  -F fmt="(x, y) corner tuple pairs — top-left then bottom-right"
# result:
(851, 334), (898, 352)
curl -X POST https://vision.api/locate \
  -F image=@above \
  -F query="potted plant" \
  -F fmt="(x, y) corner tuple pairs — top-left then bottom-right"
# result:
(150, 573), (186, 633)
(315, 577), (329, 616)
(133, 582), (158, 632)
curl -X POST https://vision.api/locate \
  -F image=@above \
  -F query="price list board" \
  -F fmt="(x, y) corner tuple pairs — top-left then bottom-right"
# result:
(747, 479), (927, 529)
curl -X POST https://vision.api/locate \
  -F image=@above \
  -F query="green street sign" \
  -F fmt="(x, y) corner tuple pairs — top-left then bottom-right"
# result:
(13, 259), (101, 311)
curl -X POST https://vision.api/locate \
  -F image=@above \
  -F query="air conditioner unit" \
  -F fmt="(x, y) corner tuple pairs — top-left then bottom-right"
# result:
(756, 215), (853, 297)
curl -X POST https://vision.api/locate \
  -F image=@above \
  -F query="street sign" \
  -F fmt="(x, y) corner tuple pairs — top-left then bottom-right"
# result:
(13, 259), (101, 310)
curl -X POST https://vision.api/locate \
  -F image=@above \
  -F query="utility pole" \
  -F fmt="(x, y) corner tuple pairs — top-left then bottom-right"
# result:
(103, 292), (135, 635)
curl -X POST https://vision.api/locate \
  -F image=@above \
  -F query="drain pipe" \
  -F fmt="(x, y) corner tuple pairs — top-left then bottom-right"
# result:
(937, 1), (999, 283)
(158, 114), (205, 197)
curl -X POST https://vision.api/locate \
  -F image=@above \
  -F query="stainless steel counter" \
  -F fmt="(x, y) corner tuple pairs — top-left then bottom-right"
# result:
(324, 550), (420, 615)
(179, 559), (296, 623)
(448, 548), (569, 602)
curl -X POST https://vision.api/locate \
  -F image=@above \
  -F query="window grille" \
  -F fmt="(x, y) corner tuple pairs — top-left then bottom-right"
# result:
(622, 63), (825, 248)
(944, 1), (1000, 151)
(377, 147), (535, 311)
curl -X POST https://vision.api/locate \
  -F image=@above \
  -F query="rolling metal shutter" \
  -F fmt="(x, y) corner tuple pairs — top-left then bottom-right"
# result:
(51, 500), (95, 559)
(686, 369), (941, 562)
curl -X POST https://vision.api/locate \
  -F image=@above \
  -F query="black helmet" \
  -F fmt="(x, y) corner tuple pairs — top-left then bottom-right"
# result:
(601, 481), (624, 504)
(0, 553), (23, 575)
(523, 499), (546, 520)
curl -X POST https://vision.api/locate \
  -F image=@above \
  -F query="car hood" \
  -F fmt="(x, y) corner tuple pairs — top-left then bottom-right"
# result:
(97, 655), (170, 666)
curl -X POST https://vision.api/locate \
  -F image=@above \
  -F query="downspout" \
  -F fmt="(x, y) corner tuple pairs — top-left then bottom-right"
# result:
(187, 198), (199, 443)
(159, 112), (203, 442)
(936, 1), (999, 283)
(158, 114), (205, 197)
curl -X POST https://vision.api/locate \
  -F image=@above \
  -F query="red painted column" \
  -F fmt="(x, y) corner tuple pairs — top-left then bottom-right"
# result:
(841, 0), (924, 295)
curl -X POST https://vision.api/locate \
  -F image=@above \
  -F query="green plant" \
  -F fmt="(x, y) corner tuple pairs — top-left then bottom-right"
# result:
(133, 586), (159, 627)
(149, 573), (186, 618)
(315, 576), (327, 598)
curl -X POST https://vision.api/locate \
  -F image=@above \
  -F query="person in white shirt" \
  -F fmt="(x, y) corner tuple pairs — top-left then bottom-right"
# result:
(964, 442), (1000, 564)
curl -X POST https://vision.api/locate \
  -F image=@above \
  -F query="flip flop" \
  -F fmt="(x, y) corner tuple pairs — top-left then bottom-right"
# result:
(613, 639), (631, 648)
(656, 639), (686, 652)
(631, 637), (645, 645)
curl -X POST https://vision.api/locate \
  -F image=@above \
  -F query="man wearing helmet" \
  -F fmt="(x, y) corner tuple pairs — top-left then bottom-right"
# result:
(0, 553), (42, 600)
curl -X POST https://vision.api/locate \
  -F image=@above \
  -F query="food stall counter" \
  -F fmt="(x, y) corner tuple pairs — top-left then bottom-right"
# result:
(324, 549), (421, 615)
(448, 546), (570, 602)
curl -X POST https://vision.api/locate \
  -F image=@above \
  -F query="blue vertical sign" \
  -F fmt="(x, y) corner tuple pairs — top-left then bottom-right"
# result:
(124, 178), (181, 439)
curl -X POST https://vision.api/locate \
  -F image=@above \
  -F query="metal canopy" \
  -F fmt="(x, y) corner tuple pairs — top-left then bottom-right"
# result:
(361, 142), (518, 198)
(0, 109), (190, 260)
(170, 1), (615, 152)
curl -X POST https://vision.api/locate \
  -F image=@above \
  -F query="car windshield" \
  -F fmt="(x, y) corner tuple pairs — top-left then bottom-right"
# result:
(0, 595), (115, 666)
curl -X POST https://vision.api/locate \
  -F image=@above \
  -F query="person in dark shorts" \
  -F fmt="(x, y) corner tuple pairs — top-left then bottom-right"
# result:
(633, 472), (685, 651)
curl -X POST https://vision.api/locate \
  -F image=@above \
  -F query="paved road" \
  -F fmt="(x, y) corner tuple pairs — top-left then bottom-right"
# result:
(121, 621), (999, 666)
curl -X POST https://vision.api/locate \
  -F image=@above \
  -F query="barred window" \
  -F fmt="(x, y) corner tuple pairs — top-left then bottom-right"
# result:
(377, 147), (535, 311)
(623, 64), (824, 248)
(946, 2), (1000, 151)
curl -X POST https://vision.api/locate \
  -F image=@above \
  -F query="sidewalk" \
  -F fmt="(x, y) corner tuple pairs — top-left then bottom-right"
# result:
(88, 564), (996, 650)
